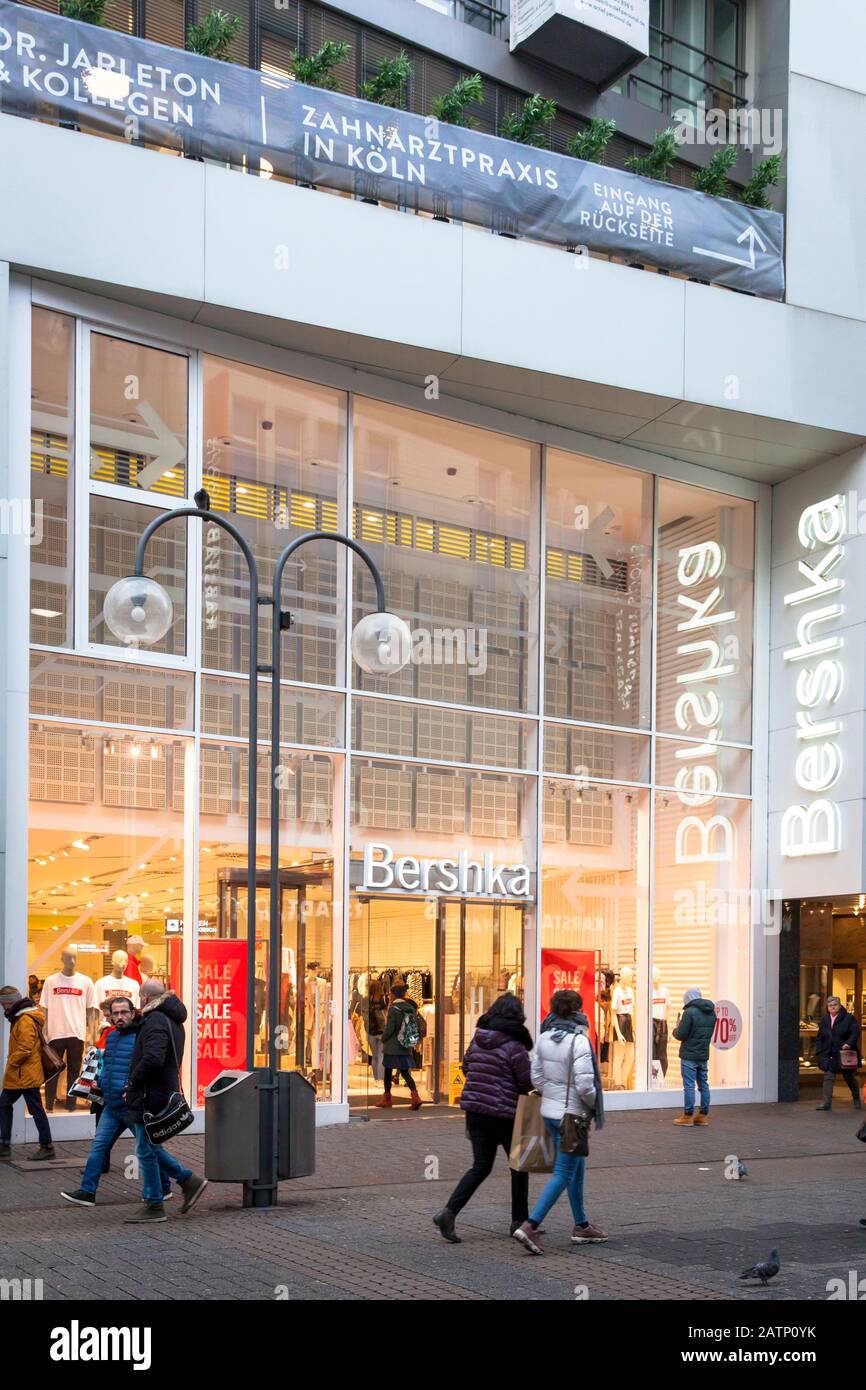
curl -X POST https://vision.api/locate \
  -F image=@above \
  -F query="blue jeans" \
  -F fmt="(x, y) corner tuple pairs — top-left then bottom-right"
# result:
(681, 1059), (711, 1115)
(81, 1107), (180, 1198)
(529, 1117), (587, 1226)
(133, 1123), (192, 1205)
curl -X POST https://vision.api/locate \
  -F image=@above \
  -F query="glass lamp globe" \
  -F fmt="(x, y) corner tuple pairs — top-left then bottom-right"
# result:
(103, 576), (173, 645)
(351, 611), (411, 675)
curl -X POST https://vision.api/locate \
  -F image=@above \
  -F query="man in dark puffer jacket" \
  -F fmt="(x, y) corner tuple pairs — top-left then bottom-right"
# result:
(122, 979), (207, 1224)
(433, 993), (532, 1244)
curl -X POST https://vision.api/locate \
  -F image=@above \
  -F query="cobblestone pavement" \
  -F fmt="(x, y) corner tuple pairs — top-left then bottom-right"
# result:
(1, 1098), (865, 1301)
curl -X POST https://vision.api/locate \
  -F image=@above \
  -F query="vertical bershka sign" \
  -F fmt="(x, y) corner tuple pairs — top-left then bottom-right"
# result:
(0, 0), (784, 296)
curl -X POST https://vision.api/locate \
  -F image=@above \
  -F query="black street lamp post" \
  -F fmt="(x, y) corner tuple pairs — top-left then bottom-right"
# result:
(104, 487), (410, 1208)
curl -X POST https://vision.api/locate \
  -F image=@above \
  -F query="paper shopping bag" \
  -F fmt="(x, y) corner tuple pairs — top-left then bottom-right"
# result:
(509, 1092), (555, 1173)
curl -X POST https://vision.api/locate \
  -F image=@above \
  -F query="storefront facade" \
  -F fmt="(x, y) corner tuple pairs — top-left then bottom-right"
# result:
(10, 284), (769, 1132)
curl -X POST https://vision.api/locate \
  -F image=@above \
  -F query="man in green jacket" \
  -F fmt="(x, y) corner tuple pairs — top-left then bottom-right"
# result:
(672, 988), (716, 1127)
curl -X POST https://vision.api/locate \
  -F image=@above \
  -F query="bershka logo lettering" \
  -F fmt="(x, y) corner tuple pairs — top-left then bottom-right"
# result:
(49, 1321), (152, 1371)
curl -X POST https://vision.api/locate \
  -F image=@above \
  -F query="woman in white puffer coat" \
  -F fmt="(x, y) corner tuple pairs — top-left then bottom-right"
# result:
(512, 989), (607, 1254)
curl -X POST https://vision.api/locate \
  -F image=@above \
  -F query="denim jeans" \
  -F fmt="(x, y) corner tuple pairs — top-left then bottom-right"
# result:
(82, 1107), (179, 1197)
(681, 1059), (711, 1115)
(133, 1123), (192, 1205)
(529, 1116), (587, 1226)
(0, 1087), (52, 1146)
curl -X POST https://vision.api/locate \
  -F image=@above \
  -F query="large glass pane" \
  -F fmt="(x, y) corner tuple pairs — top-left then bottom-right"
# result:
(30, 653), (194, 730)
(542, 780), (650, 1091)
(353, 398), (540, 713)
(354, 696), (537, 769)
(89, 496), (187, 656)
(31, 308), (74, 648)
(652, 791), (751, 1091)
(200, 674), (343, 748)
(28, 723), (193, 1110)
(544, 723), (650, 782)
(90, 333), (187, 497)
(545, 449), (653, 729)
(201, 356), (347, 685)
(655, 736), (750, 798)
(656, 480), (754, 746)
(197, 743), (341, 1101)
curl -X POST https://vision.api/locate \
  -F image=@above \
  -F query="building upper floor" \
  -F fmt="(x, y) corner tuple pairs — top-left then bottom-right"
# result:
(1, 0), (865, 482)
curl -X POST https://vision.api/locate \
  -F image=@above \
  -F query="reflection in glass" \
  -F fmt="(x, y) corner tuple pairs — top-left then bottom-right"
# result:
(353, 398), (540, 712)
(545, 449), (652, 729)
(89, 334), (188, 495)
(31, 309), (74, 648)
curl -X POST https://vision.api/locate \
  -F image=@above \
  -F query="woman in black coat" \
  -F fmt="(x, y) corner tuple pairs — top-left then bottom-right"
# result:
(815, 996), (862, 1111)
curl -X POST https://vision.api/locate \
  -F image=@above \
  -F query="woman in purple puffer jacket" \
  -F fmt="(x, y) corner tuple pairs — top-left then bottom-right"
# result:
(433, 993), (533, 1244)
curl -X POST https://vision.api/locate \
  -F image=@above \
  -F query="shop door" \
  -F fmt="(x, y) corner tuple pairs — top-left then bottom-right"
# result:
(349, 896), (524, 1110)
(216, 865), (332, 1091)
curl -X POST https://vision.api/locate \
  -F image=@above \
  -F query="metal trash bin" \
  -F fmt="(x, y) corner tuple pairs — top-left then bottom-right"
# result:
(277, 1071), (316, 1179)
(205, 1068), (316, 1187)
(204, 1069), (262, 1183)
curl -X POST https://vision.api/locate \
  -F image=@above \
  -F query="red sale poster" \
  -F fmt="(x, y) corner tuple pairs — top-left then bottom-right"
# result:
(540, 948), (598, 1047)
(196, 940), (249, 1105)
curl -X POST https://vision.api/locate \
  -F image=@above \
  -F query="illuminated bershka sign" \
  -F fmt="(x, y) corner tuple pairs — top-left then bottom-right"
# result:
(356, 843), (533, 899)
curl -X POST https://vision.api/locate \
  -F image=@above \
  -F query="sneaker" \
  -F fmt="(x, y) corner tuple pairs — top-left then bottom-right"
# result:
(432, 1208), (461, 1244)
(673, 1114), (694, 1126)
(510, 1221), (546, 1236)
(571, 1222), (608, 1243)
(693, 1113), (709, 1126)
(27, 1145), (56, 1161)
(512, 1221), (544, 1255)
(179, 1174), (208, 1214)
(124, 1203), (167, 1224)
(61, 1188), (95, 1207)
(0, 1145), (11, 1162)
(816, 1104), (832, 1111)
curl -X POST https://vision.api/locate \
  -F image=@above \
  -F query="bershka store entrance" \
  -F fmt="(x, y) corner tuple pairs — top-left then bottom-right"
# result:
(348, 894), (525, 1110)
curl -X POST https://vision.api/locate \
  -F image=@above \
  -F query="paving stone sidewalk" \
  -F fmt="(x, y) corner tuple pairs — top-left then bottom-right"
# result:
(1, 1098), (864, 1301)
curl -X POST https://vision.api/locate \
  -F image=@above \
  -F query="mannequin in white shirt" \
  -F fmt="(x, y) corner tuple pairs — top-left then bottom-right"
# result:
(41, 948), (99, 1111)
(95, 952), (141, 1011)
(611, 965), (636, 1090)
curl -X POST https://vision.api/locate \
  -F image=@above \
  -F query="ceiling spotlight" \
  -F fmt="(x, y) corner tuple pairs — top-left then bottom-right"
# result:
(73, 839), (90, 851)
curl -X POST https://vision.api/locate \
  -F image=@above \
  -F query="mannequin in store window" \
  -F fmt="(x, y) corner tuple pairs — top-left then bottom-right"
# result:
(40, 949), (99, 1112)
(610, 965), (636, 1091)
(124, 935), (146, 986)
(651, 968), (670, 1083)
(95, 952), (140, 1013)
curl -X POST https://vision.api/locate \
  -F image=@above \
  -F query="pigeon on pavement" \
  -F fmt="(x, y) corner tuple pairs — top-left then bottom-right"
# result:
(737, 1160), (748, 1179)
(739, 1248), (780, 1286)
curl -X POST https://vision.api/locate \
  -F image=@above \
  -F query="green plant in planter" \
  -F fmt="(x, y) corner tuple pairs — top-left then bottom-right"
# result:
(499, 93), (557, 147)
(59, 0), (107, 23)
(187, 9), (242, 61)
(625, 126), (679, 181)
(567, 117), (616, 163)
(360, 51), (412, 108)
(692, 144), (738, 196)
(290, 41), (351, 91)
(431, 73), (484, 128)
(740, 154), (783, 209)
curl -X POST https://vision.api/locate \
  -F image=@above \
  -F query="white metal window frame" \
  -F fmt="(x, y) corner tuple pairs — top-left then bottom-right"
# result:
(11, 273), (773, 1117)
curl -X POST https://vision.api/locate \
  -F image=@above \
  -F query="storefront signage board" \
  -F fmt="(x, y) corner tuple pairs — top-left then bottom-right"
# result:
(195, 940), (248, 1105)
(0, 0), (784, 297)
(355, 842), (533, 899)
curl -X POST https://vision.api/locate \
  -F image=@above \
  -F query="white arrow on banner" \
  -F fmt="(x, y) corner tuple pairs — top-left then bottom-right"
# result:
(87, 401), (186, 490)
(691, 224), (768, 271)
